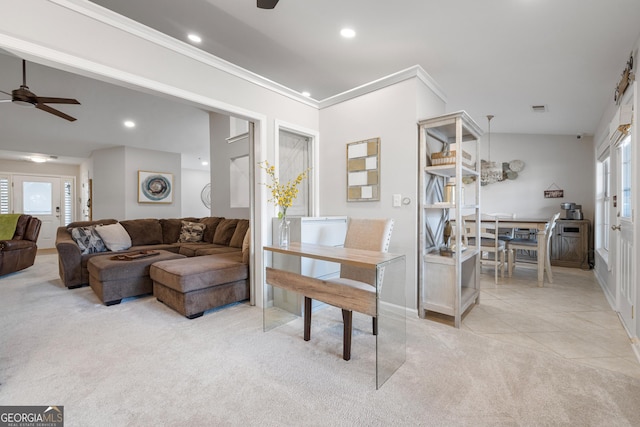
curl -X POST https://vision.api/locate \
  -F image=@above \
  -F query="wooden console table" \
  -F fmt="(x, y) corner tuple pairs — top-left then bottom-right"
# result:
(263, 242), (406, 389)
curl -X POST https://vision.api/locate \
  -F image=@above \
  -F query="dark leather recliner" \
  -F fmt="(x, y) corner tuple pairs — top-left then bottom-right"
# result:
(0, 214), (42, 276)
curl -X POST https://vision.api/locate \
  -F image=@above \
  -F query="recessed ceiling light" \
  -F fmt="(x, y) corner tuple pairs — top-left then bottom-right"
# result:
(29, 156), (47, 163)
(302, 91), (311, 97)
(124, 120), (136, 128)
(340, 28), (356, 38)
(201, 160), (209, 166)
(188, 33), (202, 43)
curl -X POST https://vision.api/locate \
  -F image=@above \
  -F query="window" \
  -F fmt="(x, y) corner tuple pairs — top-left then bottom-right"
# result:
(278, 129), (313, 217)
(0, 175), (9, 214)
(63, 179), (74, 226)
(620, 134), (632, 219)
(22, 181), (52, 215)
(595, 151), (610, 261)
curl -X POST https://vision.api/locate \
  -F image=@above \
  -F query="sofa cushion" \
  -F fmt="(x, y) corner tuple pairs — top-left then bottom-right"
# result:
(160, 218), (200, 244)
(229, 219), (250, 248)
(70, 226), (108, 255)
(150, 255), (248, 293)
(178, 221), (205, 243)
(212, 219), (238, 245)
(67, 219), (118, 229)
(95, 223), (132, 251)
(199, 217), (224, 243)
(120, 219), (163, 246)
(192, 246), (242, 257)
(242, 227), (250, 264)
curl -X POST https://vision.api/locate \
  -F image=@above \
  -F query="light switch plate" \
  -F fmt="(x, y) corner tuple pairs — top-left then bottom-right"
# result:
(393, 194), (401, 207)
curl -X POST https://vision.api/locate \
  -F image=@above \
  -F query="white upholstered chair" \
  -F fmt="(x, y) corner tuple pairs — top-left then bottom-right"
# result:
(506, 212), (560, 283)
(303, 217), (394, 361)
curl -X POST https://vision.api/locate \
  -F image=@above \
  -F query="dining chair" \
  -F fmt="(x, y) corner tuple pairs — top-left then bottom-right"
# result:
(488, 212), (516, 275)
(303, 217), (394, 361)
(463, 214), (506, 283)
(506, 212), (560, 283)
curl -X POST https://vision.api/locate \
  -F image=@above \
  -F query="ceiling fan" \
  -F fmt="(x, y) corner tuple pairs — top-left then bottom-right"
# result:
(257, 0), (279, 9)
(0, 59), (80, 122)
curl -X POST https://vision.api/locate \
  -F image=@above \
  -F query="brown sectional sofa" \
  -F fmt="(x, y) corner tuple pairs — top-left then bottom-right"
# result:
(55, 216), (250, 317)
(55, 217), (248, 288)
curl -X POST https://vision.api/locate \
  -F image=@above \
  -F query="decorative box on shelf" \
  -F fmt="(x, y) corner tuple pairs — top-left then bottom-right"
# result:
(430, 146), (472, 166)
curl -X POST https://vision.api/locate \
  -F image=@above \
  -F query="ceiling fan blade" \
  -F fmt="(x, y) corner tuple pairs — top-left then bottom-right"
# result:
(36, 96), (81, 105)
(257, 0), (279, 9)
(35, 103), (77, 122)
(0, 90), (11, 96)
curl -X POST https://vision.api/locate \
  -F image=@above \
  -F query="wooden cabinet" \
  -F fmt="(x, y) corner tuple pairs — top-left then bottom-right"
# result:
(418, 111), (482, 327)
(551, 219), (592, 269)
(271, 216), (348, 315)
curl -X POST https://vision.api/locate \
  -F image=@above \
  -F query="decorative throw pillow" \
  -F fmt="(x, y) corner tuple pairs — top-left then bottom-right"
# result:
(70, 226), (107, 255)
(178, 221), (206, 243)
(95, 223), (132, 251)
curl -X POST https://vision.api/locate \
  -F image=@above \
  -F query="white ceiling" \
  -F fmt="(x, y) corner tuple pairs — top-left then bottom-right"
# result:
(0, 51), (211, 169)
(1, 0), (640, 166)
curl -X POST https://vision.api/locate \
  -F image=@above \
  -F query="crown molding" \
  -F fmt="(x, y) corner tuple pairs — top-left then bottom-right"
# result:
(50, 0), (319, 108)
(318, 65), (447, 109)
(44, 1), (448, 111)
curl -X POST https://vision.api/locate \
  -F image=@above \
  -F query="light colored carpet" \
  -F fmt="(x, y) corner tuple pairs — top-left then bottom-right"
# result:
(1, 253), (640, 426)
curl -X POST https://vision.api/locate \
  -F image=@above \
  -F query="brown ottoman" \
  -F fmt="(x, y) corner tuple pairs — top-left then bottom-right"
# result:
(150, 254), (249, 319)
(88, 250), (186, 306)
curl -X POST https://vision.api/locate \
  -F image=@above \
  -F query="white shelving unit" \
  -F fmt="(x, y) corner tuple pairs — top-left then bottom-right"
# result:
(418, 111), (482, 327)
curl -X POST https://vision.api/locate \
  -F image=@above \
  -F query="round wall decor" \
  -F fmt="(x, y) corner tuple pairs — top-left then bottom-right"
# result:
(201, 183), (211, 209)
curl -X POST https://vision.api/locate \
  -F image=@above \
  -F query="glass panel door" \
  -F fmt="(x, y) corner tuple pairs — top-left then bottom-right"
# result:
(12, 175), (61, 249)
(22, 181), (53, 215)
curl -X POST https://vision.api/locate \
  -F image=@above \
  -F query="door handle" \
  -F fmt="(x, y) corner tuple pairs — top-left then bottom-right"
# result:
(611, 225), (621, 231)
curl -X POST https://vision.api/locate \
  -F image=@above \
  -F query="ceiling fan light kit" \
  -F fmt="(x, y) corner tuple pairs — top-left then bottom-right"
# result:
(0, 60), (80, 121)
(257, 0), (279, 9)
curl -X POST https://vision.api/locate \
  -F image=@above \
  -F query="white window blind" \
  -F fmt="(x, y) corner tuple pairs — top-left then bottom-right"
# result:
(0, 176), (10, 214)
(64, 180), (73, 225)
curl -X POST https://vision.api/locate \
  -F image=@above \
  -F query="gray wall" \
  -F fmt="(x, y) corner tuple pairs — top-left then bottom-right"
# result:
(182, 168), (211, 218)
(91, 146), (182, 220)
(478, 133), (595, 221)
(319, 77), (446, 312)
(209, 112), (250, 220)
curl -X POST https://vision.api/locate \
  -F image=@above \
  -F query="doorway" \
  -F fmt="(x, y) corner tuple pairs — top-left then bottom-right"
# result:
(11, 175), (74, 249)
(615, 133), (635, 336)
(276, 125), (318, 218)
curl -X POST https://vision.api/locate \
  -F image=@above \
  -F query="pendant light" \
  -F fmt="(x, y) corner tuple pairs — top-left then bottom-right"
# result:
(480, 114), (503, 185)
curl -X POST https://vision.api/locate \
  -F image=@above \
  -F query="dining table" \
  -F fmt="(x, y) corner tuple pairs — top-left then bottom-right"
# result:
(493, 217), (550, 286)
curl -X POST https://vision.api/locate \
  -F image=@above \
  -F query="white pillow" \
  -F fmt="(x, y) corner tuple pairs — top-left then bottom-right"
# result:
(95, 223), (132, 251)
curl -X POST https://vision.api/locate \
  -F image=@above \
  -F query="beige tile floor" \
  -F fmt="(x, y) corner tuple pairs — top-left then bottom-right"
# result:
(462, 262), (640, 379)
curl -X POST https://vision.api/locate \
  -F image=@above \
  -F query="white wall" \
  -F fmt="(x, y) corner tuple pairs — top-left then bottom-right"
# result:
(592, 34), (640, 338)
(478, 133), (595, 221)
(319, 77), (446, 312)
(182, 168), (210, 218)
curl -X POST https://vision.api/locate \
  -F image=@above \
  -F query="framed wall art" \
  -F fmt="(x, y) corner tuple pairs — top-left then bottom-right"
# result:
(347, 137), (380, 202)
(138, 170), (173, 203)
